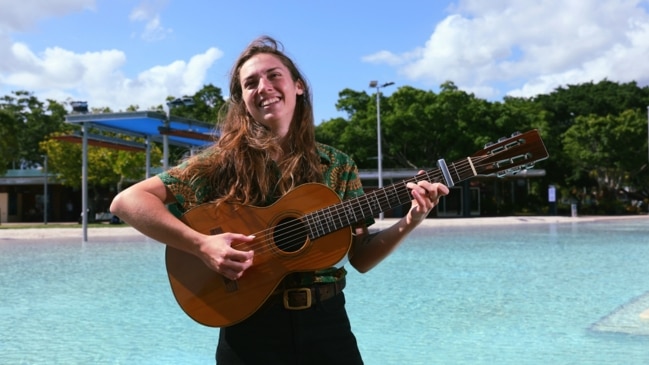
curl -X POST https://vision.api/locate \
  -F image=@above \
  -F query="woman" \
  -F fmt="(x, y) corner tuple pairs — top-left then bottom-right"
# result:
(110, 35), (448, 364)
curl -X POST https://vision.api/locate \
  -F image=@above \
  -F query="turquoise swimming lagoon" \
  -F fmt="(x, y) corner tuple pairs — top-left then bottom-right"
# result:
(1, 217), (648, 364)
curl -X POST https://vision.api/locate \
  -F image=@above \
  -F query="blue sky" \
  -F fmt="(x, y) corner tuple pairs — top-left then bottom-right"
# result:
(1, 0), (648, 124)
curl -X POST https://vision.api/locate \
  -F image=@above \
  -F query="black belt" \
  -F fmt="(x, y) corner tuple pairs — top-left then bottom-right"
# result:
(272, 277), (346, 310)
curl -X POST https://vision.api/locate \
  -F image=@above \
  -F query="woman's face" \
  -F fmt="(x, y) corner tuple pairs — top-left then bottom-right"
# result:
(239, 53), (304, 137)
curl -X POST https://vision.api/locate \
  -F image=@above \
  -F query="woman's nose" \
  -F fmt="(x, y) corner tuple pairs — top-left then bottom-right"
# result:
(257, 77), (272, 92)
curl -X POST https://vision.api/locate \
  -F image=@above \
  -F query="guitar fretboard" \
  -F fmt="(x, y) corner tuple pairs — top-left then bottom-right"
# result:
(304, 164), (465, 240)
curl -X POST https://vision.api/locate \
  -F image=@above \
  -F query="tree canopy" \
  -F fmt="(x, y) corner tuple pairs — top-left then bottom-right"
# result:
(3, 80), (648, 214)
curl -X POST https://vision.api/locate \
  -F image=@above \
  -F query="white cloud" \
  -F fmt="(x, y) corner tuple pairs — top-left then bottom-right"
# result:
(0, 0), (96, 72)
(0, 0), (95, 33)
(361, 49), (423, 66)
(79, 47), (222, 111)
(0, 0), (223, 112)
(0, 39), (222, 111)
(129, 0), (172, 41)
(104, 47), (223, 110)
(364, 0), (649, 99)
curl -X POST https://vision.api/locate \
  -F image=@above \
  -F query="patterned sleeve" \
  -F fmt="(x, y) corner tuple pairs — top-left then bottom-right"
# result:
(157, 162), (211, 218)
(317, 143), (375, 227)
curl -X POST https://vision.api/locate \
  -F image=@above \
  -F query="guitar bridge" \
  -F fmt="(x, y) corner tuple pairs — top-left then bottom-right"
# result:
(222, 277), (239, 293)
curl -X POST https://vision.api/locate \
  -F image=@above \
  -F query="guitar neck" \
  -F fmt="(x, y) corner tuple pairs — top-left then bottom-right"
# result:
(305, 157), (475, 240)
(304, 129), (549, 240)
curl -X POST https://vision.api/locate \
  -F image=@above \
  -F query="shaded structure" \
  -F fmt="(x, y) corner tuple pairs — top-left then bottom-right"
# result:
(65, 111), (217, 241)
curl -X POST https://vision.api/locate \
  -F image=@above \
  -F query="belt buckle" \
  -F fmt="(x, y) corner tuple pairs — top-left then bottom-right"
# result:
(283, 287), (312, 310)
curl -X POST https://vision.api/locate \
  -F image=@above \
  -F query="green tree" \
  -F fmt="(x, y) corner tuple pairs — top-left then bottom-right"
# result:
(155, 84), (226, 126)
(0, 91), (66, 169)
(40, 131), (162, 191)
(0, 108), (20, 174)
(563, 109), (648, 194)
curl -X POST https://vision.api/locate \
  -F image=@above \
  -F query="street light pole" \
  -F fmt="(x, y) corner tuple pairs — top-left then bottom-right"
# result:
(43, 154), (48, 225)
(369, 81), (394, 220)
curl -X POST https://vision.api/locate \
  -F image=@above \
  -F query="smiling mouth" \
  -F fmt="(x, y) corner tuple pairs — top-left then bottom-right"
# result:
(260, 97), (280, 107)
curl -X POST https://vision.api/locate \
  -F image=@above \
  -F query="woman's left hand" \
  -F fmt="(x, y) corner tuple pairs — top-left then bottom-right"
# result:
(406, 170), (450, 222)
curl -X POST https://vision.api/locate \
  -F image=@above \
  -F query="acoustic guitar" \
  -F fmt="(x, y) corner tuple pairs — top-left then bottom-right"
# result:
(166, 130), (549, 327)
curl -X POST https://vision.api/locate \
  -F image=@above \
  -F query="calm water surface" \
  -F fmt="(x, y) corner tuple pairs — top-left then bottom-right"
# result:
(1, 217), (649, 364)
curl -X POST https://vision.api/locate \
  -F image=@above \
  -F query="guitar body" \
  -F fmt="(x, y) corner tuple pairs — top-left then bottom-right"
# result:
(165, 183), (352, 327)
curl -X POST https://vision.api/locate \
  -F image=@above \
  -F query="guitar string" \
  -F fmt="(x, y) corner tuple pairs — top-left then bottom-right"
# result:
(245, 136), (539, 254)
(227, 155), (498, 256)
(230, 155), (503, 256)
(230, 155), (502, 255)
(231, 165), (447, 252)
(248, 141), (540, 252)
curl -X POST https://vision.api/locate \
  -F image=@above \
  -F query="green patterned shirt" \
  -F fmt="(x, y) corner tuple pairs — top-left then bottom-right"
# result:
(158, 142), (373, 285)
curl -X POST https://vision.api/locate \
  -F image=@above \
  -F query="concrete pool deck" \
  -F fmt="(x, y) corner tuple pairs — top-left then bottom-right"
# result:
(1, 215), (646, 240)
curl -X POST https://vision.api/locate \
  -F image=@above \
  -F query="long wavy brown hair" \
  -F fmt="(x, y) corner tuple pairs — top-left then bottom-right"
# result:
(177, 36), (323, 207)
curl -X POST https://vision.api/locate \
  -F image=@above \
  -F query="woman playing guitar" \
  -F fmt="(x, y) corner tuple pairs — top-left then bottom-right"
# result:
(110, 35), (448, 365)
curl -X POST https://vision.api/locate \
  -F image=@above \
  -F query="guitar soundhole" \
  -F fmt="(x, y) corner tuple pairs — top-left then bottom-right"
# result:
(273, 217), (308, 253)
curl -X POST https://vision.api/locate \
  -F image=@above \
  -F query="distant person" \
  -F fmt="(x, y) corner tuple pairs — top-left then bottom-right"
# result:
(110, 35), (448, 364)
(65, 200), (74, 221)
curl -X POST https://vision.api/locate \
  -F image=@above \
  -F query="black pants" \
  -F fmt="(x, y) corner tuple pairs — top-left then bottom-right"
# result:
(216, 292), (364, 365)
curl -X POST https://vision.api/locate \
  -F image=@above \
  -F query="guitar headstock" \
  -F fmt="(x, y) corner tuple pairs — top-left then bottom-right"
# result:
(471, 130), (549, 177)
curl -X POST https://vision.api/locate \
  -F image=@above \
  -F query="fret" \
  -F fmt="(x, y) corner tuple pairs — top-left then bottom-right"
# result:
(396, 182), (410, 204)
(371, 191), (382, 214)
(388, 185), (398, 208)
(313, 210), (325, 237)
(304, 212), (317, 239)
(342, 199), (358, 225)
(362, 194), (374, 217)
(322, 207), (336, 233)
(333, 203), (349, 228)
(449, 161), (462, 182)
(335, 203), (345, 228)
(381, 188), (391, 210)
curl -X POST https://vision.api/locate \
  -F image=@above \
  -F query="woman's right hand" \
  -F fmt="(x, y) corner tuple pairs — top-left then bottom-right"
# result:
(195, 233), (256, 280)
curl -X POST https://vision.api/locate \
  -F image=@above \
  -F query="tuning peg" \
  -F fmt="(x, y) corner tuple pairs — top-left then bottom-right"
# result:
(484, 141), (494, 148)
(498, 136), (507, 142)
(511, 131), (521, 137)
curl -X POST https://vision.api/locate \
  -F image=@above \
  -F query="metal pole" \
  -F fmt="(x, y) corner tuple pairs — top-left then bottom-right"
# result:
(163, 107), (170, 170)
(82, 123), (88, 241)
(376, 88), (383, 220)
(163, 97), (195, 170)
(369, 81), (394, 219)
(145, 136), (151, 179)
(43, 155), (48, 225)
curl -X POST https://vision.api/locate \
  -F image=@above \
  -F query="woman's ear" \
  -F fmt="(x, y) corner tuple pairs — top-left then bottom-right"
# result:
(296, 80), (305, 95)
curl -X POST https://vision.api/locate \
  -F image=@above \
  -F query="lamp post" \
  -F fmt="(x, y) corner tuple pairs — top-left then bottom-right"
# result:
(163, 97), (195, 169)
(369, 81), (394, 220)
(42, 154), (48, 225)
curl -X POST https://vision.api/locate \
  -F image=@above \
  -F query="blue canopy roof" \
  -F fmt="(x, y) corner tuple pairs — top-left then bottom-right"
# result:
(65, 111), (219, 241)
(65, 111), (218, 147)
